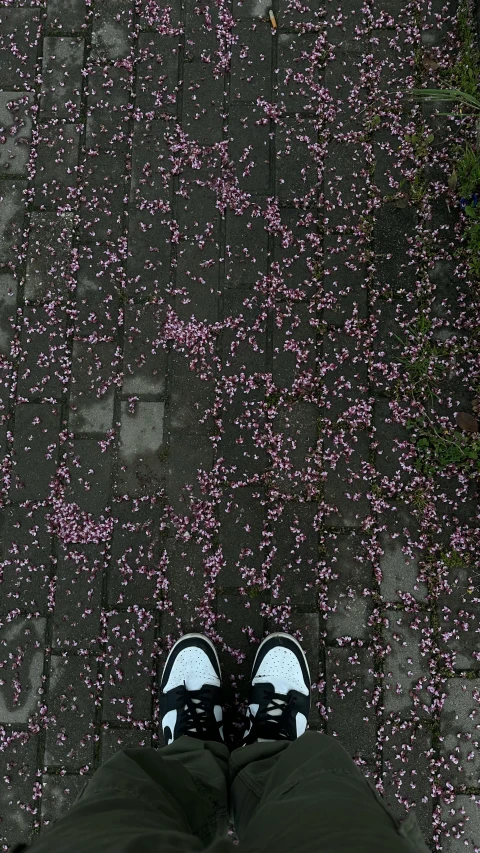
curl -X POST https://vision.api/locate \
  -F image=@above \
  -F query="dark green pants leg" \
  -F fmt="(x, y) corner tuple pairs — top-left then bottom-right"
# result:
(23, 733), (430, 853)
(229, 731), (431, 853)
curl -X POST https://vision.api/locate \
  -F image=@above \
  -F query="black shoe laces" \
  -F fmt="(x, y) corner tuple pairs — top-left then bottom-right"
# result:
(176, 683), (220, 740)
(253, 688), (299, 740)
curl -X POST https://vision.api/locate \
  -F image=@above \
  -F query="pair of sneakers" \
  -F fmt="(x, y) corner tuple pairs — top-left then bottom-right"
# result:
(160, 632), (311, 747)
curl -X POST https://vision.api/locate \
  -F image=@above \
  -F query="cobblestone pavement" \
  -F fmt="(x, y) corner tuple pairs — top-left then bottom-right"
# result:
(0, 0), (479, 850)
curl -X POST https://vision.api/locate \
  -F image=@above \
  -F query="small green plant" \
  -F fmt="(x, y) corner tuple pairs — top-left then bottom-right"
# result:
(392, 316), (448, 405)
(406, 416), (480, 474)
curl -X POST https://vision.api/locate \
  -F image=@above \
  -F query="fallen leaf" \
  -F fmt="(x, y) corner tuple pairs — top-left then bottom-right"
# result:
(394, 194), (410, 208)
(455, 412), (479, 433)
(422, 56), (440, 71)
(471, 397), (479, 414)
(448, 169), (458, 190)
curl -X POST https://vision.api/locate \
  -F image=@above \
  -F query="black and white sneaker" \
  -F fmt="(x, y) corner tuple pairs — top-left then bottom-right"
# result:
(242, 633), (311, 745)
(159, 633), (224, 746)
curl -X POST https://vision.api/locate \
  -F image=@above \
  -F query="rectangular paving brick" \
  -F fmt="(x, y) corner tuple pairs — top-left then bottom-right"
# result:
(25, 211), (74, 301)
(33, 122), (81, 209)
(276, 116), (319, 206)
(102, 610), (156, 723)
(116, 400), (166, 497)
(325, 646), (377, 759)
(323, 430), (371, 528)
(217, 485), (268, 588)
(0, 735), (39, 851)
(373, 204), (418, 299)
(382, 610), (433, 718)
(129, 119), (171, 205)
(275, 33), (319, 113)
(79, 148), (127, 242)
(126, 206), (172, 301)
(45, 655), (97, 769)
(62, 438), (114, 516)
(215, 592), (265, 698)
(45, 0), (87, 34)
(85, 63), (132, 151)
(373, 126), (405, 198)
(321, 234), (369, 324)
(0, 505), (52, 616)
(100, 726), (152, 762)
(122, 301), (168, 395)
(182, 62), (225, 145)
(0, 92), (35, 177)
(136, 32), (180, 117)
(0, 7), (42, 89)
(324, 530), (372, 641)
(74, 241), (122, 339)
(17, 303), (68, 400)
(439, 678), (480, 789)
(381, 721), (433, 845)
(69, 340), (117, 434)
(40, 774), (86, 830)
(272, 303), (317, 388)
(225, 202), (269, 286)
(228, 102), (271, 194)
(216, 389), (268, 481)
(270, 401), (319, 498)
(276, 0), (322, 28)
(40, 37), (85, 119)
(165, 431), (213, 515)
(10, 403), (62, 501)
(0, 272), (17, 356)
(373, 396), (413, 489)
(90, 0), (132, 61)
(108, 498), (166, 608)
(378, 501), (427, 603)
(269, 502), (319, 611)
(221, 287), (268, 373)
(230, 21), (272, 102)
(52, 544), (105, 651)
(0, 181), (27, 268)
(0, 617), (46, 724)
(169, 353), (215, 435)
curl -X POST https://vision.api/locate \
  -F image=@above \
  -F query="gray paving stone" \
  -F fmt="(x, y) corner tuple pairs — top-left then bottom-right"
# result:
(100, 726), (152, 762)
(321, 237), (369, 324)
(160, 536), (209, 631)
(74, 241), (122, 339)
(221, 288), (268, 374)
(0, 272), (18, 356)
(122, 301), (168, 395)
(373, 396), (414, 489)
(372, 204), (418, 298)
(0, 617), (45, 723)
(40, 774), (86, 829)
(24, 211), (74, 301)
(378, 502), (427, 603)
(0, 181), (27, 268)
(439, 678), (480, 789)
(0, 505), (52, 616)
(126, 205), (172, 301)
(169, 353), (215, 434)
(0, 7), (42, 89)
(85, 63), (132, 151)
(373, 127), (407, 198)
(228, 102), (271, 194)
(9, 403), (62, 501)
(382, 610), (433, 718)
(381, 720), (433, 845)
(216, 485), (268, 588)
(90, 0), (132, 61)
(215, 592), (265, 694)
(438, 794), (480, 853)
(45, 655), (96, 768)
(116, 400), (166, 496)
(79, 148), (127, 242)
(0, 92), (35, 177)
(137, 0), (182, 31)
(272, 303), (317, 388)
(182, 62), (225, 145)
(323, 140), (369, 230)
(108, 498), (166, 607)
(102, 610), (156, 722)
(69, 340), (117, 434)
(136, 32), (180, 117)
(324, 530), (373, 642)
(230, 21), (272, 102)
(33, 122), (81, 210)
(45, 0), (88, 33)
(276, 116), (319, 206)
(231, 0), (271, 19)
(420, 0), (458, 47)
(0, 734), (38, 851)
(268, 401), (318, 498)
(269, 501), (319, 610)
(370, 299), (416, 394)
(129, 119), (171, 205)
(225, 202), (269, 286)
(40, 37), (85, 119)
(165, 431), (213, 514)
(17, 302), (69, 400)
(276, 0), (322, 28)
(216, 387), (269, 480)
(52, 544), (105, 650)
(325, 645), (377, 760)
(436, 562), (480, 671)
(272, 209), (318, 302)
(176, 240), (220, 323)
(275, 33), (318, 114)
(61, 438), (114, 516)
